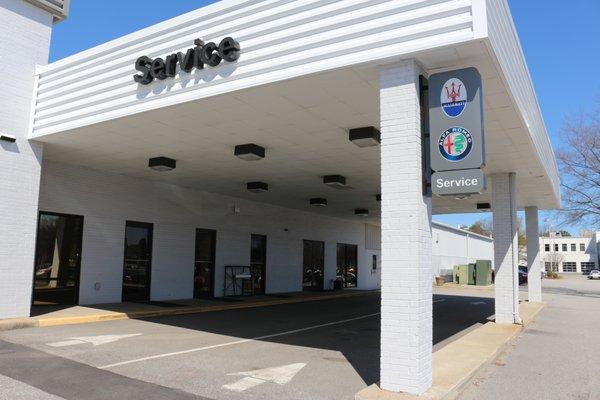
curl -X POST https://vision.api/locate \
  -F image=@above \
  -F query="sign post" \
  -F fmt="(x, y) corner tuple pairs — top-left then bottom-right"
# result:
(428, 67), (486, 196)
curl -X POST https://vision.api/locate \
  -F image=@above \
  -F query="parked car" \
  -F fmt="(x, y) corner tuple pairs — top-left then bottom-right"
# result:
(518, 266), (528, 285)
(588, 270), (600, 280)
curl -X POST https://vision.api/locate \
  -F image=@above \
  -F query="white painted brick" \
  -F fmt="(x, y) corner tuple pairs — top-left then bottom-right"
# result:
(525, 207), (542, 302)
(379, 60), (433, 395)
(491, 173), (520, 324)
(38, 161), (379, 304)
(0, 0), (53, 319)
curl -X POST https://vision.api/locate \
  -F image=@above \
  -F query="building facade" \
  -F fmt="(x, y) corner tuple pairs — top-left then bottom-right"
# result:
(540, 234), (599, 274)
(0, 0), (560, 395)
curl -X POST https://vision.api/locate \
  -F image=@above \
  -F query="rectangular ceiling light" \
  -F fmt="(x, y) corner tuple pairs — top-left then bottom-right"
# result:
(323, 175), (347, 189)
(310, 198), (328, 207)
(235, 143), (265, 161)
(354, 208), (369, 217)
(349, 127), (381, 147)
(247, 181), (268, 193)
(148, 156), (176, 171)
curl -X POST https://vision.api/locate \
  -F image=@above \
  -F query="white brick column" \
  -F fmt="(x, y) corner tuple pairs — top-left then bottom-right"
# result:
(491, 173), (520, 324)
(525, 206), (542, 302)
(379, 60), (433, 395)
(0, 1), (53, 318)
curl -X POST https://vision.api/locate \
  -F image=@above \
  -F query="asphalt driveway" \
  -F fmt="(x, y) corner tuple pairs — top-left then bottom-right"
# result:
(1, 291), (494, 400)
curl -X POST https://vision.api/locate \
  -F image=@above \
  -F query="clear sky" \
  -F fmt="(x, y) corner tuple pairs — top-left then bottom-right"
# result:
(48, 1), (600, 234)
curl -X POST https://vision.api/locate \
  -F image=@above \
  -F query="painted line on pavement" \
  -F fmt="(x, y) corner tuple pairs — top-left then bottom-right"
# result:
(99, 312), (380, 369)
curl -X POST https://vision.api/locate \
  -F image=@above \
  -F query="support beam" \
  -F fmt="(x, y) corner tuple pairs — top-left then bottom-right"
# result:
(525, 206), (542, 302)
(379, 60), (433, 395)
(491, 173), (520, 324)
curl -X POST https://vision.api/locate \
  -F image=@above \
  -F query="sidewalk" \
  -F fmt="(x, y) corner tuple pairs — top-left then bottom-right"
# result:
(0, 290), (376, 331)
(356, 301), (546, 400)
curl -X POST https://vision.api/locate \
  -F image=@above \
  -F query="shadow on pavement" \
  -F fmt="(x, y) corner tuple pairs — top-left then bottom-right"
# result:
(130, 293), (494, 386)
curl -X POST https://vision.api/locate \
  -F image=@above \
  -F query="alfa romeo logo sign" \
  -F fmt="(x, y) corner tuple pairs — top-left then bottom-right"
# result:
(438, 127), (472, 161)
(441, 78), (467, 118)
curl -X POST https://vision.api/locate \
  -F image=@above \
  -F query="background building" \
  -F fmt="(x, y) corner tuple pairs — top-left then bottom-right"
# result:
(540, 233), (599, 273)
(432, 222), (493, 280)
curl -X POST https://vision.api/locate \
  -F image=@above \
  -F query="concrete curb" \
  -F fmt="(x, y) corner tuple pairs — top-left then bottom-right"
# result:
(2, 291), (376, 331)
(356, 301), (546, 400)
(0, 317), (39, 332)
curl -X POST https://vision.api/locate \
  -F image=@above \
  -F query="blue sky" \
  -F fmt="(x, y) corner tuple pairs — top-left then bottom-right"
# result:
(48, 1), (600, 234)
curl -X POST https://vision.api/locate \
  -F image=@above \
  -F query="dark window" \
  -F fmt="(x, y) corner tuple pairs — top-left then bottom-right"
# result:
(581, 262), (595, 272)
(337, 243), (358, 288)
(303, 240), (325, 291)
(580, 243), (586, 252)
(250, 234), (267, 295)
(122, 221), (153, 302)
(571, 243), (576, 251)
(544, 244), (550, 252)
(562, 243), (567, 252)
(554, 244), (559, 252)
(194, 229), (216, 298)
(562, 262), (576, 272)
(33, 212), (84, 306)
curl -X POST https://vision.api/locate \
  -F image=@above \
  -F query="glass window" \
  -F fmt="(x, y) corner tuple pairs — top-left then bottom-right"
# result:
(562, 262), (576, 272)
(33, 212), (84, 306)
(194, 229), (216, 298)
(337, 243), (358, 288)
(580, 243), (586, 251)
(554, 244), (559, 252)
(562, 244), (567, 252)
(303, 240), (325, 291)
(571, 243), (576, 251)
(250, 234), (267, 295)
(581, 262), (595, 273)
(545, 262), (558, 272)
(545, 244), (550, 252)
(122, 221), (153, 302)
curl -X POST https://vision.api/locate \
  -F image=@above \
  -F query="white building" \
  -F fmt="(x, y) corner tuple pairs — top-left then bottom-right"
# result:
(432, 222), (493, 279)
(540, 234), (598, 273)
(0, 0), (559, 395)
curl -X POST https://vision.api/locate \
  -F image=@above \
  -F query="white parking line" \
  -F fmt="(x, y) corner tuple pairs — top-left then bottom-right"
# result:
(98, 313), (380, 369)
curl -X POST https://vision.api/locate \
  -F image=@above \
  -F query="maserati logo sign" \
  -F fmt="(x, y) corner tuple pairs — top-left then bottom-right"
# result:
(438, 127), (472, 161)
(441, 78), (467, 118)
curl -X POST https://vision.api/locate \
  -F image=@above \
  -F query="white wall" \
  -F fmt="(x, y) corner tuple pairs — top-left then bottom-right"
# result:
(31, 0), (477, 138)
(0, 0), (52, 319)
(539, 235), (598, 273)
(39, 161), (374, 304)
(431, 222), (494, 278)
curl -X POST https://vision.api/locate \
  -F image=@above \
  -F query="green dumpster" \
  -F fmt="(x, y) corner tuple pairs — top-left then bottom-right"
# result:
(468, 263), (476, 285)
(453, 264), (469, 285)
(474, 259), (493, 286)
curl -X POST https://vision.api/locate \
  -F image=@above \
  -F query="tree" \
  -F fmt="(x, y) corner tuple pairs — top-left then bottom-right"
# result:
(467, 218), (492, 237)
(556, 102), (600, 226)
(558, 230), (571, 237)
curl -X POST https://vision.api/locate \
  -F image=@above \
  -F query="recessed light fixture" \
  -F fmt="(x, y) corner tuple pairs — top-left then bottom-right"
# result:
(349, 126), (381, 147)
(235, 143), (265, 161)
(148, 156), (176, 171)
(323, 175), (347, 189)
(354, 208), (369, 217)
(0, 134), (16, 143)
(246, 181), (268, 193)
(310, 198), (328, 207)
(477, 202), (491, 211)
(375, 194), (381, 202)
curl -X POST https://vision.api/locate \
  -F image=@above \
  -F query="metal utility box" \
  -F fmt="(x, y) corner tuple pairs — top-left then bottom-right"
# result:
(468, 263), (476, 285)
(474, 259), (493, 286)
(453, 264), (469, 285)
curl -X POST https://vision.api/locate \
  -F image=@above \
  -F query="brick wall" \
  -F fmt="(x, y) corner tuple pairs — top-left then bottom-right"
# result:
(379, 60), (433, 395)
(0, 0), (52, 318)
(491, 173), (519, 324)
(39, 161), (378, 304)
